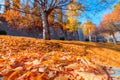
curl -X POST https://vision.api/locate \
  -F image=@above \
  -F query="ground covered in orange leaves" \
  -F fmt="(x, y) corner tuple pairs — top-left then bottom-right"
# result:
(0, 35), (120, 80)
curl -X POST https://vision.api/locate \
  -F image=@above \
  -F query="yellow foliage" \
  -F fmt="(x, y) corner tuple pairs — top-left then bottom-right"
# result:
(80, 21), (96, 35)
(65, 2), (83, 32)
(114, 2), (120, 10)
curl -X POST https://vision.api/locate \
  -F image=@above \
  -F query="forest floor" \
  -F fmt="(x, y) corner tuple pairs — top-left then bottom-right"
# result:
(0, 35), (120, 80)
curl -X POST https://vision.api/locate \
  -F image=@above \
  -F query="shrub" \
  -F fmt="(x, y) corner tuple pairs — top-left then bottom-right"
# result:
(85, 38), (89, 41)
(0, 29), (7, 35)
(59, 37), (65, 40)
(96, 39), (100, 42)
(103, 39), (107, 43)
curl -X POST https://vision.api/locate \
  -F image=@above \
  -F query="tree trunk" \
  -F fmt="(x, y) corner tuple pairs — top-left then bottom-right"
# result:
(63, 30), (68, 40)
(76, 30), (79, 40)
(94, 35), (97, 42)
(107, 38), (110, 42)
(111, 32), (117, 46)
(88, 29), (92, 41)
(41, 10), (50, 40)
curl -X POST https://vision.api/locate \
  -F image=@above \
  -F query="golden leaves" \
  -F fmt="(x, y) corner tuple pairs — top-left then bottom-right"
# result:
(0, 36), (114, 80)
(80, 21), (96, 35)
(65, 1), (83, 32)
(100, 2), (120, 31)
(4, 10), (22, 28)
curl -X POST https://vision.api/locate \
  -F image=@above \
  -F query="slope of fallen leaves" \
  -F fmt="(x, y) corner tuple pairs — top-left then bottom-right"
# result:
(0, 35), (120, 80)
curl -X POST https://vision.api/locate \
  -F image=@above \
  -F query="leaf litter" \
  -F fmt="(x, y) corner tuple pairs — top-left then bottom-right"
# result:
(0, 36), (114, 80)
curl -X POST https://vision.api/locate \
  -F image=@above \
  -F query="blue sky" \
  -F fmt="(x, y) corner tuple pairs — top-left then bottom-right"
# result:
(78, 0), (120, 26)
(0, 0), (4, 13)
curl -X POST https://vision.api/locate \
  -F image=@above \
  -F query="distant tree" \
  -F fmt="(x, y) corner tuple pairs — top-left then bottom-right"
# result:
(92, 26), (100, 42)
(31, 0), (42, 31)
(113, 1), (120, 23)
(4, 0), (10, 13)
(31, 0), (73, 40)
(99, 12), (120, 45)
(4, 0), (22, 28)
(48, 10), (55, 24)
(4, 0), (42, 31)
(21, 0), (33, 29)
(0, 0), (114, 40)
(5, 10), (22, 28)
(58, 8), (63, 22)
(80, 21), (96, 41)
(12, 0), (20, 9)
(65, 2), (83, 32)
(114, 1), (120, 10)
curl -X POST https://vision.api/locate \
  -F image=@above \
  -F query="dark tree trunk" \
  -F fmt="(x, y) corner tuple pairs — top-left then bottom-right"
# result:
(41, 10), (50, 40)
(111, 32), (117, 46)
(94, 35), (97, 42)
(76, 30), (79, 40)
(63, 30), (68, 40)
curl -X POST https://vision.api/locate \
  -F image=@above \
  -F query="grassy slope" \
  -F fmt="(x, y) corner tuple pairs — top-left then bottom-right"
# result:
(0, 35), (120, 67)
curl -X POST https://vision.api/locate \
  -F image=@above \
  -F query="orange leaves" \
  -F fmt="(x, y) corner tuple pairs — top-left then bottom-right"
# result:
(102, 11), (119, 23)
(3, 0), (42, 30)
(0, 50), (103, 80)
(0, 66), (6, 72)
(7, 69), (22, 80)
(0, 36), (113, 80)
(100, 2), (120, 31)
(4, 10), (23, 28)
(12, 0), (21, 9)
(112, 9), (120, 22)
(80, 21), (96, 35)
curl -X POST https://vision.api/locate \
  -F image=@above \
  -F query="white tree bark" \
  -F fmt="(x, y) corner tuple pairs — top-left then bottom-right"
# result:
(88, 29), (92, 41)
(41, 9), (50, 40)
(112, 33), (117, 46)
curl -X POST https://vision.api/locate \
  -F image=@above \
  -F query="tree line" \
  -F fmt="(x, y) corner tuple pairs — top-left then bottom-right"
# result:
(0, 0), (119, 42)
(0, 0), (83, 40)
(99, 1), (120, 45)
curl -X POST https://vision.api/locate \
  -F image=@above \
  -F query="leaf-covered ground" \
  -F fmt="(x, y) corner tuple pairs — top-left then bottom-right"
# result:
(0, 35), (120, 80)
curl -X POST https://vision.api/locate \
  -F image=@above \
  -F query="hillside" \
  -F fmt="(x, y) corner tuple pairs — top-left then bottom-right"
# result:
(0, 35), (120, 80)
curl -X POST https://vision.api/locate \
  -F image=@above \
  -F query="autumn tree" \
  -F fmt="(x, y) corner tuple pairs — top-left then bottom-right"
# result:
(65, 2), (83, 32)
(31, 0), (42, 31)
(4, 0), (10, 13)
(100, 1), (120, 45)
(113, 1), (120, 24)
(58, 8), (63, 22)
(99, 1), (120, 45)
(114, 1), (120, 10)
(0, 0), (114, 40)
(12, 0), (20, 9)
(91, 26), (100, 42)
(80, 20), (96, 41)
(21, 0), (33, 28)
(48, 10), (55, 24)
(4, 0), (22, 28)
(99, 12), (120, 45)
(4, 0), (42, 32)
(31, 0), (75, 40)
